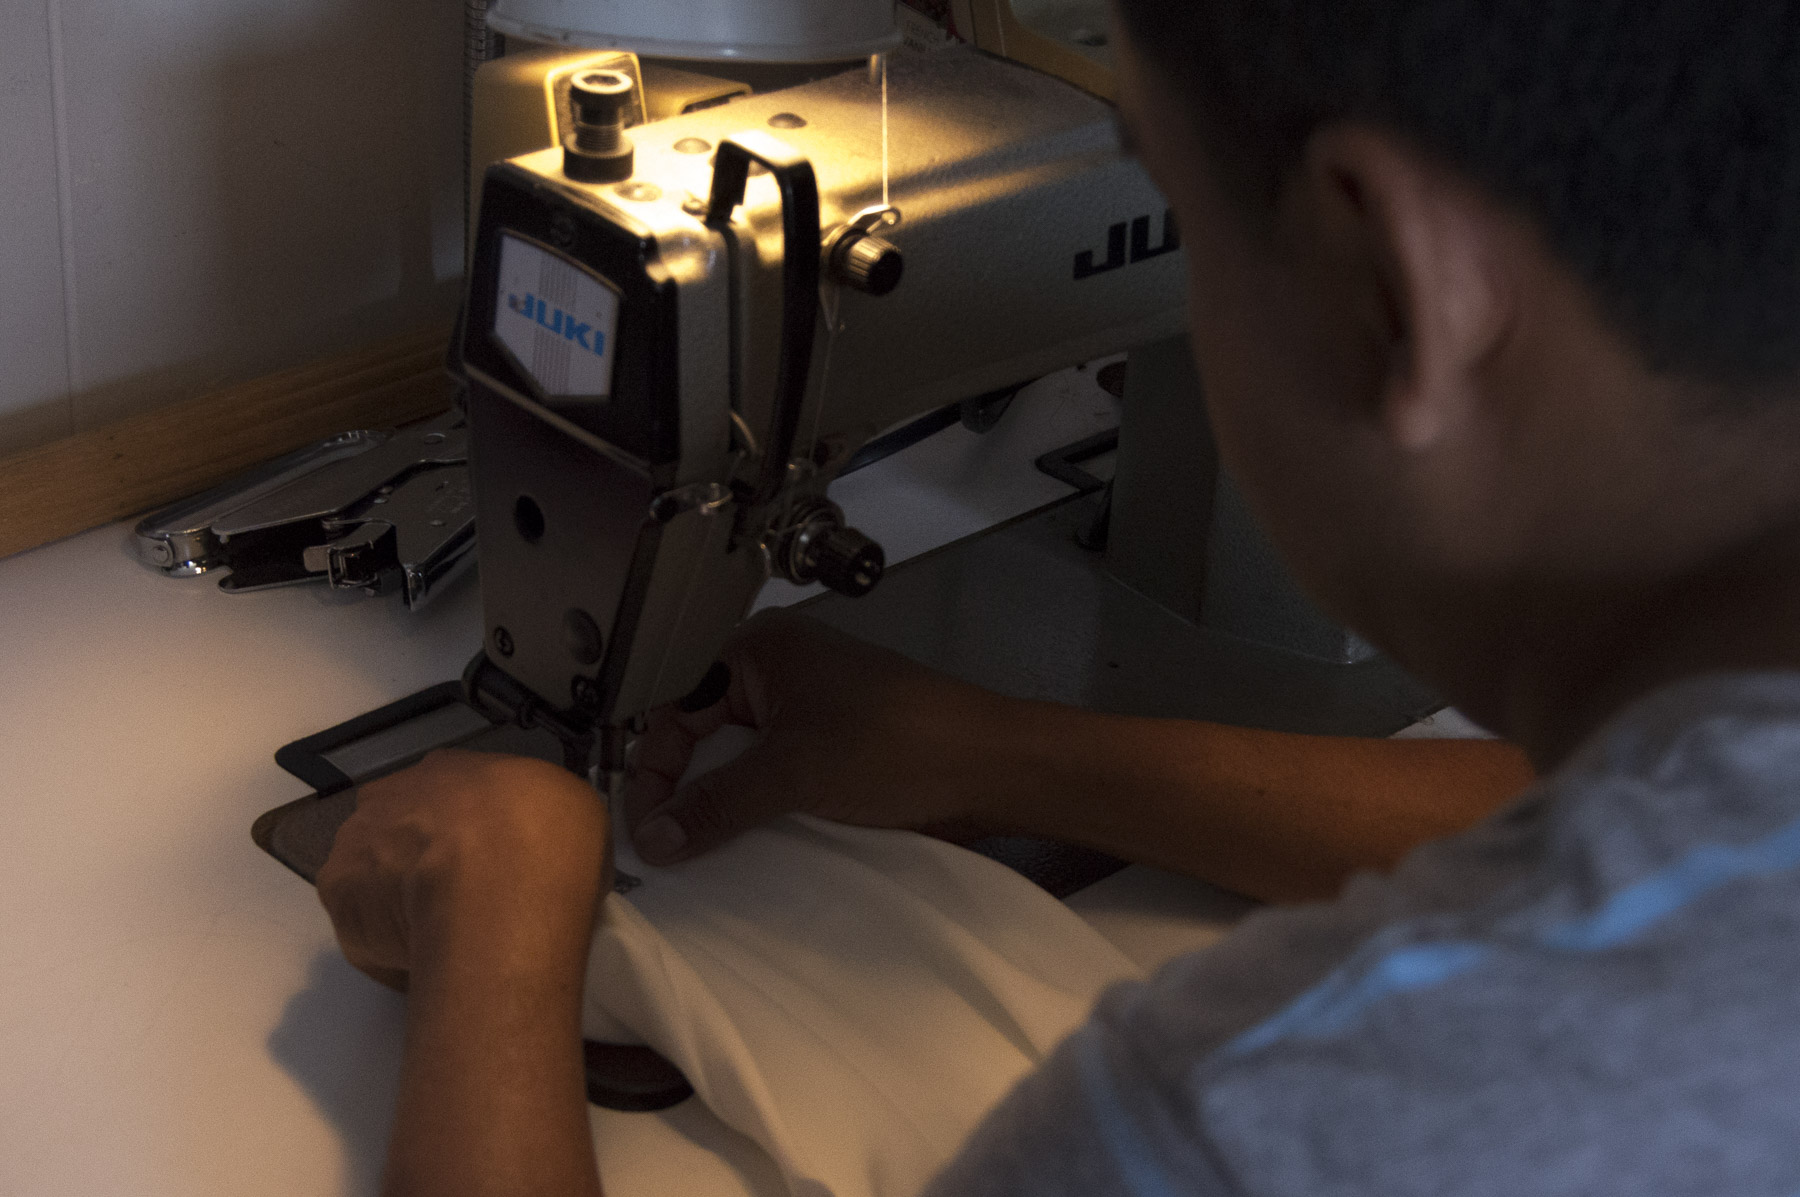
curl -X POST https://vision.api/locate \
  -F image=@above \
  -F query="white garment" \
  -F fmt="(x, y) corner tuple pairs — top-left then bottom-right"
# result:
(581, 812), (1143, 1197)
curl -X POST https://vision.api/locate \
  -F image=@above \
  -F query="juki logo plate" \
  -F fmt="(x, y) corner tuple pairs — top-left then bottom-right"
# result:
(494, 233), (621, 399)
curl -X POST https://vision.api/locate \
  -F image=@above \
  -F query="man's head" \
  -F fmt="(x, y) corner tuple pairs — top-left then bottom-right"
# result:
(1109, 0), (1800, 748)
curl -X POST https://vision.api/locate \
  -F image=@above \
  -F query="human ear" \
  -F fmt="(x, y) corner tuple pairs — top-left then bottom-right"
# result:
(1291, 125), (1515, 452)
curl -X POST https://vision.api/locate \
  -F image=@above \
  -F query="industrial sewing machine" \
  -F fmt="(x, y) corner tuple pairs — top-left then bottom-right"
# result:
(216, 0), (1437, 858)
(449, 0), (1438, 774)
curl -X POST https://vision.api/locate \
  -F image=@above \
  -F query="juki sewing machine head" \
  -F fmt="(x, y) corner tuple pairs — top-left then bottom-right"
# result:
(451, 1), (1187, 763)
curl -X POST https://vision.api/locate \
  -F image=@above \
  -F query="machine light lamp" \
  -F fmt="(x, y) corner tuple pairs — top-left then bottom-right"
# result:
(486, 0), (902, 62)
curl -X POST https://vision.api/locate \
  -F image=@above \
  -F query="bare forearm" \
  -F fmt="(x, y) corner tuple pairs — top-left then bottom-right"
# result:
(975, 703), (1535, 903)
(385, 923), (602, 1197)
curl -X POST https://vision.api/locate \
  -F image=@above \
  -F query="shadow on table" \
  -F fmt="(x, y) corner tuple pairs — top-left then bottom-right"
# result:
(268, 949), (407, 1194)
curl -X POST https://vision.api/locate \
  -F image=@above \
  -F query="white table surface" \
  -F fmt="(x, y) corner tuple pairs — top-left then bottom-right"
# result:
(0, 368), (1255, 1196)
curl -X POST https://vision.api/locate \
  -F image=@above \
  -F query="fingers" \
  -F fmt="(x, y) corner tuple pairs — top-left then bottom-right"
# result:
(336, 936), (410, 993)
(317, 814), (406, 977)
(625, 611), (844, 862)
(624, 645), (772, 827)
(629, 740), (801, 864)
(358, 964), (410, 994)
(678, 661), (734, 713)
(626, 704), (728, 827)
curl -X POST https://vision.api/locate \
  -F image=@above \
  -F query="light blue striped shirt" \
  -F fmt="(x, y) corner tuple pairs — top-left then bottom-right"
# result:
(928, 673), (1800, 1196)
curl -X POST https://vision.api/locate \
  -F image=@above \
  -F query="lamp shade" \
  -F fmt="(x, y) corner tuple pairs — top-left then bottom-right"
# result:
(487, 0), (901, 62)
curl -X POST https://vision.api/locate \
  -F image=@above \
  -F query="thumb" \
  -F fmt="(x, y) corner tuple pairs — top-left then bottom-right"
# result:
(629, 742), (799, 864)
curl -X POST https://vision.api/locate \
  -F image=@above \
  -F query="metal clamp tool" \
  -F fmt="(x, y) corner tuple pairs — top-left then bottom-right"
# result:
(134, 410), (476, 610)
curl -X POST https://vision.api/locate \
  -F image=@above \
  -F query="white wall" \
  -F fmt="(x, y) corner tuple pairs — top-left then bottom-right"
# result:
(0, 0), (470, 456)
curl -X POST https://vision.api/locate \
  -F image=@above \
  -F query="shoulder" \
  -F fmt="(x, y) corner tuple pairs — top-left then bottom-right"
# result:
(1188, 674), (1800, 1195)
(1188, 878), (1800, 1194)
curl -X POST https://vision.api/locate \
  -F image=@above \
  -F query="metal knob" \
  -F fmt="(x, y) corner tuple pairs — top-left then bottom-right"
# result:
(807, 524), (885, 597)
(564, 69), (635, 183)
(829, 230), (904, 295)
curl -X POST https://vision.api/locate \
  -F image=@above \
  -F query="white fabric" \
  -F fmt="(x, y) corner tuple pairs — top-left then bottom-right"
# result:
(581, 797), (1142, 1197)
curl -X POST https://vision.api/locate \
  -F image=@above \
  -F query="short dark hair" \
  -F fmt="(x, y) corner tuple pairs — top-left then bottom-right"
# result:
(1115, 0), (1800, 387)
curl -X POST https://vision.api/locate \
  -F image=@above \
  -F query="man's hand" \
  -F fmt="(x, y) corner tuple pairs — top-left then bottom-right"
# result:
(624, 611), (1536, 903)
(318, 748), (610, 991)
(625, 609), (1012, 864)
(316, 749), (609, 1197)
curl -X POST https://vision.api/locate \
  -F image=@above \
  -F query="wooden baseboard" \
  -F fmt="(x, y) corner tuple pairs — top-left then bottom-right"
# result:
(0, 326), (457, 561)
